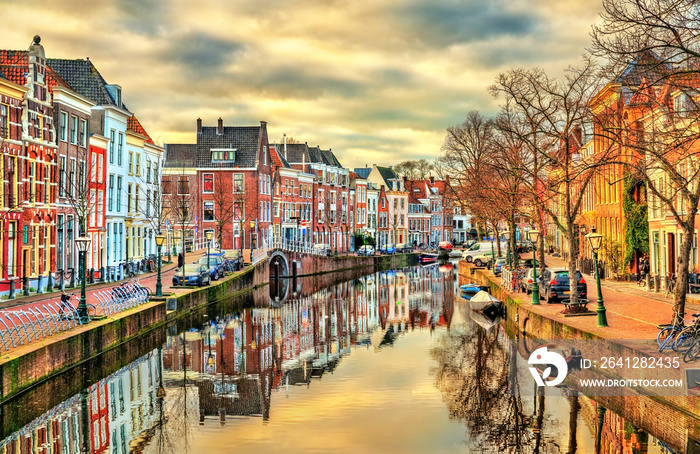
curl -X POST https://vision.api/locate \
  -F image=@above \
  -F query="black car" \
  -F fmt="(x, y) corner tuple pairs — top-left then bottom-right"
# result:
(172, 264), (211, 287)
(538, 268), (587, 304)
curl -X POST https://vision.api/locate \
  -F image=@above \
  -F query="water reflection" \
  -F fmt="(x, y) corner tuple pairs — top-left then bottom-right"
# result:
(0, 264), (687, 453)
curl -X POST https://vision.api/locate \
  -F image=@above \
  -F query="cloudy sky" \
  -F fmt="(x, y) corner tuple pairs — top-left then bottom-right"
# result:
(1, 0), (601, 168)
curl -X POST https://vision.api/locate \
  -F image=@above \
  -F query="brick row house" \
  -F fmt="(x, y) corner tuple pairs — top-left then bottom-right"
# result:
(0, 36), (161, 295)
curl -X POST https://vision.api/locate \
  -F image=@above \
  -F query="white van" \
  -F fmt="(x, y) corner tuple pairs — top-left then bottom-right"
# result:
(462, 241), (506, 262)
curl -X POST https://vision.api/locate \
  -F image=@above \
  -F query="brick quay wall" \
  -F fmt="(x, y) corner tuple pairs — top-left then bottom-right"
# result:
(459, 261), (700, 453)
(0, 252), (413, 405)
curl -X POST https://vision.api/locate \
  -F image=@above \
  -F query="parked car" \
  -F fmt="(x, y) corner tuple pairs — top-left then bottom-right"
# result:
(356, 245), (375, 256)
(313, 243), (332, 256)
(538, 268), (587, 304)
(223, 250), (243, 271)
(172, 264), (211, 287)
(520, 268), (539, 294)
(494, 258), (506, 276)
(395, 243), (413, 253)
(461, 242), (505, 262)
(437, 241), (454, 251)
(198, 256), (225, 280)
(379, 244), (396, 254)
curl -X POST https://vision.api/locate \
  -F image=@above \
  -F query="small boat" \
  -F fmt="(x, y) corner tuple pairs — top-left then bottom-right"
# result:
(418, 253), (438, 264)
(468, 290), (502, 312)
(460, 284), (489, 294)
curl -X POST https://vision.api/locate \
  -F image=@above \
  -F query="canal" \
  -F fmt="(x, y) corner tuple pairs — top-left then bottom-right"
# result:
(0, 263), (681, 453)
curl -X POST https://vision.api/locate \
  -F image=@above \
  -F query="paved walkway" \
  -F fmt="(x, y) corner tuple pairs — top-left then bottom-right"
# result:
(506, 253), (700, 340)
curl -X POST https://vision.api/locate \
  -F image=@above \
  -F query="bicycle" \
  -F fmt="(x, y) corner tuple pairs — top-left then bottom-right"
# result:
(58, 293), (97, 322)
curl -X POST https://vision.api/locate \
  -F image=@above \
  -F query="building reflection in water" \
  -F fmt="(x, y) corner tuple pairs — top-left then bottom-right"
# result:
(0, 264), (685, 454)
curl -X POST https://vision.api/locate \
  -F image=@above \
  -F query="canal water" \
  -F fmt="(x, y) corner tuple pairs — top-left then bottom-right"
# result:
(0, 263), (680, 453)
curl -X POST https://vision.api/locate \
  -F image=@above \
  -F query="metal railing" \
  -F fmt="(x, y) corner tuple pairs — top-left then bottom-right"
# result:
(0, 302), (84, 351)
(93, 282), (151, 317)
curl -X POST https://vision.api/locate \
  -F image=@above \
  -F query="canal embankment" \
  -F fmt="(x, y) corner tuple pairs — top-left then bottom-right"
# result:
(459, 260), (700, 452)
(0, 252), (414, 403)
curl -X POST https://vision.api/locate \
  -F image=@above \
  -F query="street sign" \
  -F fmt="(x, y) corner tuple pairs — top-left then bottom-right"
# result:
(301, 220), (307, 228)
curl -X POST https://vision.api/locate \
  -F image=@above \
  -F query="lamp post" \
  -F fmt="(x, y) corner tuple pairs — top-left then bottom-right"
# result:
(529, 229), (540, 305)
(250, 220), (255, 263)
(586, 230), (608, 327)
(206, 230), (213, 264)
(155, 233), (165, 297)
(75, 236), (91, 323)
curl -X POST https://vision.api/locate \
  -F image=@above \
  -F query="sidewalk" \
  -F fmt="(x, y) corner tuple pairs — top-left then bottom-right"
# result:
(0, 249), (208, 315)
(507, 253), (700, 340)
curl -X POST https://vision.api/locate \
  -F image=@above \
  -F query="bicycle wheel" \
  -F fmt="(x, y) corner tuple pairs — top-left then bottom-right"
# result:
(684, 339), (700, 363)
(674, 327), (696, 352)
(657, 326), (675, 349)
(87, 304), (97, 321)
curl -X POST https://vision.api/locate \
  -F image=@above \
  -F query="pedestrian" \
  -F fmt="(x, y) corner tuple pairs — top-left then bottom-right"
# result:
(177, 252), (184, 269)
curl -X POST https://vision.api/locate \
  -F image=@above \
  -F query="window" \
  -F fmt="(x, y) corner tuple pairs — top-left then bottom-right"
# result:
(59, 111), (67, 141)
(108, 175), (114, 211)
(135, 185), (140, 214)
(161, 178), (171, 194)
(70, 115), (78, 144)
(59, 156), (66, 198)
(116, 176), (122, 212)
(674, 93), (692, 118)
(203, 174), (214, 193)
(128, 151), (133, 174)
(146, 161), (151, 183)
(135, 154), (141, 176)
(80, 119), (87, 147)
(233, 174), (244, 192)
(109, 130), (115, 163)
(178, 177), (189, 194)
(91, 153), (97, 182)
(127, 184), (133, 213)
(211, 149), (236, 162)
(98, 155), (103, 183)
(118, 132), (124, 165)
(203, 202), (214, 221)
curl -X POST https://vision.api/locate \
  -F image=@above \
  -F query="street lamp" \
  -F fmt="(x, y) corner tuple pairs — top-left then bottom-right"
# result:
(206, 229), (213, 263)
(155, 233), (165, 297)
(528, 229), (540, 305)
(586, 230), (608, 327)
(250, 220), (255, 263)
(75, 236), (91, 323)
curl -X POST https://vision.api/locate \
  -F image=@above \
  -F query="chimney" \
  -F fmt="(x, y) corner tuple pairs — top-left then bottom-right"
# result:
(284, 133), (288, 160)
(217, 118), (223, 135)
(196, 118), (202, 134)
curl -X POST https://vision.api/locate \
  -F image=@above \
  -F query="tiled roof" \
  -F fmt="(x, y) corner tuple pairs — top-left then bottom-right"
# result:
(0, 50), (72, 94)
(353, 168), (371, 179)
(47, 58), (120, 107)
(195, 125), (260, 168)
(307, 146), (324, 164)
(164, 143), (197, 168)
(270, 145), (291, 169)
(616, 50), (669, 87)
(127, 116), (155, 144)
(321, 149), (342, 168)
(628, 77), (656, 106)
(376, 166), (399, 190)
(270, 143), (309, 164)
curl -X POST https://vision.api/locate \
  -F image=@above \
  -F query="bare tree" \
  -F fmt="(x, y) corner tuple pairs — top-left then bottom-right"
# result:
(166, 168), (197, 271)
(232, 188), (259, 261)
(211, 174), (236, 247)
(591, 0), (700, 318)
(393, 159), (434, 179)
(490, 60), (607, 305)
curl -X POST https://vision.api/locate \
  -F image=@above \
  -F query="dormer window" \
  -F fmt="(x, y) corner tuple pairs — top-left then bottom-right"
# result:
(674, 92), (693, 118)
(106, 84), (122, 107)
(211, 148), (236, 163)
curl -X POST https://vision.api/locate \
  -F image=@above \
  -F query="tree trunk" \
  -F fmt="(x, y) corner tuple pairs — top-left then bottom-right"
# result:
(674, 219), (694, 319)
(567, 219), (579, 304)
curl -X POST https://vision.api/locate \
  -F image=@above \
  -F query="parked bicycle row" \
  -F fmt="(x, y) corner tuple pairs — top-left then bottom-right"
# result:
(0, 280), (151, 352)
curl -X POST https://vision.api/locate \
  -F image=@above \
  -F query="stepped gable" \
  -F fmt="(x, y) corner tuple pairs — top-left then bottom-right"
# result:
(195, 125), (260, 168)
(0, 50), (66, 92)
(164, 143), (197, 167)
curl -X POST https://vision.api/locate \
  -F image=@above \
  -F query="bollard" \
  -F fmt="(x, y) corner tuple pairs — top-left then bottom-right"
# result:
(47, 271), (53, 292)
(654, 275), (660, 293)
(119, 264), (124, 281)
(69, 269), (76, 288)
(59, 269), (65, 291)
(645, 273), (651, 292)
(23, 275), (29, 296)
(89, 268), (95, 284)
(100, 267), (106, 283)
(8, 278), (15, 299)
(37, 274), (44, 294)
